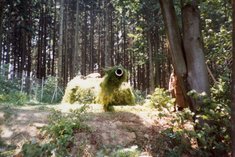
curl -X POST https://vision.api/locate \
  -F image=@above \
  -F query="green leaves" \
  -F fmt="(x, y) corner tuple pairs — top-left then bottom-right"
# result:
(149, 88), (175, 111)
(41, 107), (89, 156)
(159, 79), (231, 156)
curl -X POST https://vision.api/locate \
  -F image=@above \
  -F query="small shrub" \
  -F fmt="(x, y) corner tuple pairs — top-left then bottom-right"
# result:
(0, 74), (28, 105)
(21, 142), (52, 157)
(20, 106), (89, 157)
(149, 88), (175, 111)
(41, 106), (89, 156)
(9, 92), (28, 105)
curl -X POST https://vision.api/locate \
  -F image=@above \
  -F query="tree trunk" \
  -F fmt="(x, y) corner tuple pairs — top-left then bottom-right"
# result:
(81, 10), (88, 75)
(42, 5), (47, 78)
(63, 4), (68, 86)
(52, 0), (57, 76)
(159, 0), (190, 109)
(159, 0), (187, 76)
(104, 1), (111, 67)
(182, 4), (210, 107)
(148, 31), (155, 93)
(231, 0), (235, 156)
(90, 3), (95, 73)
(0, 0), (4, 70)
(58, 0), (64, 83)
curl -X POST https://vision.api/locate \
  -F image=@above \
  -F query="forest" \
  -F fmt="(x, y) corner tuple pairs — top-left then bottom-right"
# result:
(0, 0), (235, 156)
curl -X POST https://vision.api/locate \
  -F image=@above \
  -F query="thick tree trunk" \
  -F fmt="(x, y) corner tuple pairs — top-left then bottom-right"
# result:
(182, 5), (210, 103)
(159, 0), (190, 109)
(231, 0), (235, 156)
(159, 0), (187, 76)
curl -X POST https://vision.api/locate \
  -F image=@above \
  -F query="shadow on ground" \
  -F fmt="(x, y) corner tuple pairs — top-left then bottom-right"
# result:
(0, 104), (170, 156)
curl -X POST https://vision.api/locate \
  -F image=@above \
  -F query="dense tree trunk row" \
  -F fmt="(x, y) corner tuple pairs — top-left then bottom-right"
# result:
(0, 0), (221, 97)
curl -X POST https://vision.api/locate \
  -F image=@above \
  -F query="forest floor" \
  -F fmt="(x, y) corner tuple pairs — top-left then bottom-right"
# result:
(0, 103), (176, 156)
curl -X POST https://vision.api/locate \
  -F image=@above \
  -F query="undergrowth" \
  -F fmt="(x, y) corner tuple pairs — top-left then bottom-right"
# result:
(148, 87), (175, 111)
(152, 79), (231, 156)
(0, 75), (28, 105)
(21, 105), (90, 157)
(0, 72), (63, 106)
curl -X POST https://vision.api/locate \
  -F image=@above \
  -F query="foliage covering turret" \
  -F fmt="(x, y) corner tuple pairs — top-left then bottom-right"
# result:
(62, 66), (135, 112)
(96, 66), (135, 111)
(62, 74), (101, 104)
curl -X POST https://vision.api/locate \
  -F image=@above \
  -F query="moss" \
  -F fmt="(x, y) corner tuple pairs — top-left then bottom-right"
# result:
(96, 66), (135, 111)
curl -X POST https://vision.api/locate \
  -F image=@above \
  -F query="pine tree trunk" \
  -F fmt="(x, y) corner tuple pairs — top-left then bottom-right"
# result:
(0, 0), (4, 70)
(52, 0), (57, 76)
(58, 0), (64, 83)
(63, 5), (68, 86)
(81, 10), (88, 75)
(104, 1), (111, 67)
(73, 0), (80, 76)
(148, 31), (155, 93)
(90, 4), (95, 72)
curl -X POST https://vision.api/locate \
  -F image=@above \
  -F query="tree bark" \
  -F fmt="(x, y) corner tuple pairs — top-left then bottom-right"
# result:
(231, 0), (235, 156)
(58, 0), (64, 83)
(0, 0), (4, 70)
(148, 31), (155, 93)
(81, 10), (88, 75)
(182, 4), (210, 101)
(159, 0), (187, 76)
(52, 0), (57, 76)
(159, 0), (190, 109)
(104, 1), (111, 67)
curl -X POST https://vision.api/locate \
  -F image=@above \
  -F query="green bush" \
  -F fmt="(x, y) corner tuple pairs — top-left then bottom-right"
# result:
(41, 106), (89, 156)
(8, 92), (28, 105)
(0, 74), (28, 105)
(21, 106), (89, 157)
(149, 88), (175, 111)
(21, 142), (52, 157)
(159, 79), (231, 156)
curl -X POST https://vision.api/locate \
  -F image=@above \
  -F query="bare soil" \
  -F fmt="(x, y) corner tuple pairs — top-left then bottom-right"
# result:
(0, 104), (172, 156)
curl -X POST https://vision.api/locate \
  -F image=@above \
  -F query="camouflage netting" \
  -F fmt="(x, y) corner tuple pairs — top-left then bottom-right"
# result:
(62, 66), (135, 111)
(96, 66), (135, 111)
